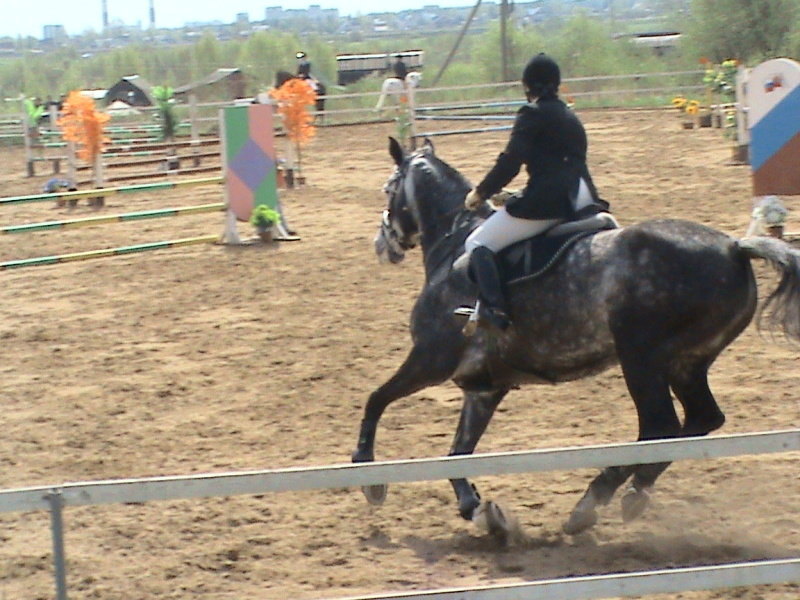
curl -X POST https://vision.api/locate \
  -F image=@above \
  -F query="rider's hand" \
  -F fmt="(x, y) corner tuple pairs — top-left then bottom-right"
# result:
(490, 188), (515, 207)
(464, 189), (483, 211)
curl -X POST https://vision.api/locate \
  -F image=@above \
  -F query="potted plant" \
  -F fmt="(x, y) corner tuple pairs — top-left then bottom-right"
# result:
(672, 96), (700, 129)
(249, 204), (281, 243)
(750, 196), (788, 239)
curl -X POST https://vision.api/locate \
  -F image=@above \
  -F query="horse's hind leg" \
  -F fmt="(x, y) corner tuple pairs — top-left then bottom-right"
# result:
(564, 351), (680, 534)
(448, 388), (509, 521)
(670, 362), (725, 437)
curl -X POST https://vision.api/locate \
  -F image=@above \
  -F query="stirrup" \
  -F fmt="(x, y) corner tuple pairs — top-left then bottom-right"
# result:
(457, 302), (509, 337)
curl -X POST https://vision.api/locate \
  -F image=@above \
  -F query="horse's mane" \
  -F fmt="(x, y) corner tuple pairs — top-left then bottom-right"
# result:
(407, 150), (481, 279)
(411, 151), (472, 218)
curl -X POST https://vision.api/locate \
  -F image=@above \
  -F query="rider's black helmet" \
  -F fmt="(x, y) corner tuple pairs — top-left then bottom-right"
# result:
(522, 53), (560, 99)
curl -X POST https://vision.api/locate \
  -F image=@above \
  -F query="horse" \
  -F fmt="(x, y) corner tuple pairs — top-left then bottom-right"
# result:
(274, 70), (326, 122)
(351, 137), (800, 541)
(375, 71), (422, 112)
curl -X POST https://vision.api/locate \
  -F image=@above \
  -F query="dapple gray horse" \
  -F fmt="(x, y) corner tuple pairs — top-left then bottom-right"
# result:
(353, 137), (800, 540)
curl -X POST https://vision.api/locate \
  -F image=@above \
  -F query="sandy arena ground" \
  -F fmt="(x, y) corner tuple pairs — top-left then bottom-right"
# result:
(0, 110), (798, 600)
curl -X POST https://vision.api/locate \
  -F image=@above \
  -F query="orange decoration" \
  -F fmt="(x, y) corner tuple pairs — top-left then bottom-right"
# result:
(58, 91), (110, 162)
(269, 79), (316, 146)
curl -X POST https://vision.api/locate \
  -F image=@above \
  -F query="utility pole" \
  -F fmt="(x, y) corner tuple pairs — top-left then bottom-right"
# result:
(500, 0), (510, 81)
(101, 0), (109, 31)
(431, 0), (482, 86)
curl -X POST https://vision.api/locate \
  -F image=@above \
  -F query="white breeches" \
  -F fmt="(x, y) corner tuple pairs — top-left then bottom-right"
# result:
(465, 207), (559, 254)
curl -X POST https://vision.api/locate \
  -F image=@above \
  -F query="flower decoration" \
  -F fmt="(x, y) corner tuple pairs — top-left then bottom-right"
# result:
(672, 96), (700, 115)
(269, 78), (316, 147)
(752, 196), (788, 227)
(58, 90), (110, 163)
(703, 59), (738, 100)
(672, 96), (688, 111)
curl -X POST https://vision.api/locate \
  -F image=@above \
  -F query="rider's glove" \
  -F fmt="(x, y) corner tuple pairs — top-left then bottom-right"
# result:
(464, 189), (484, 211)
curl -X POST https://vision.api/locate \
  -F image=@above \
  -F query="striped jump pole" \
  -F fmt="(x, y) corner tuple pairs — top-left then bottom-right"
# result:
(0, 176), (223, 207)
(414, 114), (516, 121)
(415, 99), (525, 113)
(0, 203), (225, 235)
(412, 125), (513, 139)
(0, 235), (220, 270)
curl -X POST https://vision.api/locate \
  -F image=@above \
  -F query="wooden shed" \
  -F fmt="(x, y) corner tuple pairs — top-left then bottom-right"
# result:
(174, 68), (248, 102)
(105, 75), (156, 107)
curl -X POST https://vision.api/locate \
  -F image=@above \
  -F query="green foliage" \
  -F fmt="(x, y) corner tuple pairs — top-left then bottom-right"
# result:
(249, 204), (281, 229)
(23, 98), (45, 126)
(152, 85), (177, 140)
(688, 0), (799, 63)
(703, 59), (738, 100)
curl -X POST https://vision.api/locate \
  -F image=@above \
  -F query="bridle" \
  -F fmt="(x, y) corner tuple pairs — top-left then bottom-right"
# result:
(379, 152), (474, 264)
(379, 161), (418, 255)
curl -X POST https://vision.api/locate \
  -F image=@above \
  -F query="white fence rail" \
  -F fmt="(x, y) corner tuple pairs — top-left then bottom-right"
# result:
(1, 429), (798, 600)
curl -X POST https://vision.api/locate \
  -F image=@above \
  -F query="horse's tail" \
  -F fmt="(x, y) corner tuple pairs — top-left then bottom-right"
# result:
(737, 236), (800, 341)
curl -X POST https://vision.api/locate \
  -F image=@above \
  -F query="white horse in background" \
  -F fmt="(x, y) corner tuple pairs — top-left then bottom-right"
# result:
(375, 71), (422, 112)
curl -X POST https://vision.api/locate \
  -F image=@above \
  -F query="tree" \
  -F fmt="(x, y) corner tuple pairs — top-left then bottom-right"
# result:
(688, 0), (799, 62)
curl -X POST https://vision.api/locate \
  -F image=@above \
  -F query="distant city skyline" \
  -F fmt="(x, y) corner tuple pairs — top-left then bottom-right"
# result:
(3, 0), (483, 39)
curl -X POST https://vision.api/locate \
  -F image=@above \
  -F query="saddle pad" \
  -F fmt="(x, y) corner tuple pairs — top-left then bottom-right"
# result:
(500, 229), (597, 284)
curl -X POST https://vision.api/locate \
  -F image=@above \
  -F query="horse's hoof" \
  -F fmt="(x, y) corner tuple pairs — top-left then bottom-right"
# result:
(472, 501), (516, 544)
(562, 508), (598, 535)
(362, 484), (388, 506)
(621, 486), (651, 522)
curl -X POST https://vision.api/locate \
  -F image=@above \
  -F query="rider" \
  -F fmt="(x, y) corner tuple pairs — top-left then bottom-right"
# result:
(296, 51), (311, 78)
(461, 53), (609, 332)
(393, 54), (409, 81)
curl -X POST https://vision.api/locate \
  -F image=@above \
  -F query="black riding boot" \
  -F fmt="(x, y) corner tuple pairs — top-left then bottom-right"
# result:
(467, 246), (510, 333)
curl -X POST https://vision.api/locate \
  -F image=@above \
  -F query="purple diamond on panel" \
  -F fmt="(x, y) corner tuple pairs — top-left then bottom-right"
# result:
(228, 139), (275, 191)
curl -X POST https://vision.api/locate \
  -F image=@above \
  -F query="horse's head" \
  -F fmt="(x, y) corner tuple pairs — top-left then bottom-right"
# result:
(406, 72), (422, 88)
(374, 137), (471, 264)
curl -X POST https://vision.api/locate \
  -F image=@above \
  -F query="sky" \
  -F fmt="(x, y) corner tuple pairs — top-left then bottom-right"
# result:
(3, 0), (478, 39)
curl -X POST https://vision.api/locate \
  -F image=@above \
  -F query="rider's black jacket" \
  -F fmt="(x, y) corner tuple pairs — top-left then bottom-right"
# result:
(475, 95), (608, 220)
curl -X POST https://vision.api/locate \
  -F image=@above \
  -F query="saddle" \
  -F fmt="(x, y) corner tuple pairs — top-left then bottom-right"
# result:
(453, 212), (619, 285)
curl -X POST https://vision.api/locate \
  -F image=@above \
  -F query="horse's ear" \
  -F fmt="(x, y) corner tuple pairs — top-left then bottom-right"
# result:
(421, 137), (435, 154)
(388, 137), (405, 166)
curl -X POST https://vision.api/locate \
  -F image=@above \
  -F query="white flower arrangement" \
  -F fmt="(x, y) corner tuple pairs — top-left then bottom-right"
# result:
(752, 196), (788, 226)
(747, 195), (788, 237)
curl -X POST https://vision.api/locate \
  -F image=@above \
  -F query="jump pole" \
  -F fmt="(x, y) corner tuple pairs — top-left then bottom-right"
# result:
(0, 177), (224, 207)
(0, 203), (225, 235)
(0, 236), (220, 270)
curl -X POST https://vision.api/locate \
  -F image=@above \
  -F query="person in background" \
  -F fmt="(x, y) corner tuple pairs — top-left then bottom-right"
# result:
(461, 53), (610, 333)
(393, 54), (408, 81)
(296, 51), (311, 78)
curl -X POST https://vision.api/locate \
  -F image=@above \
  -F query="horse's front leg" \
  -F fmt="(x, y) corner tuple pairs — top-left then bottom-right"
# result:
(448, 388), (509, 521)
(352, 343), (458, 504)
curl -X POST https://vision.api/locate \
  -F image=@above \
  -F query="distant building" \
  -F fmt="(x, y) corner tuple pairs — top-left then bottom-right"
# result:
(105, 75), (155, 107)
(42, 25), (67, 42)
